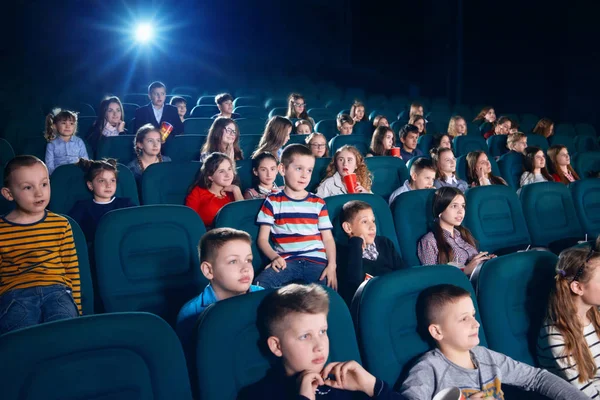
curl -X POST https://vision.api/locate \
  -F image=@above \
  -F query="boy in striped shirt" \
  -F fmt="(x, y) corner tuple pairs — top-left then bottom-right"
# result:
(0, 156), (80, 335)
(255, 144), (337, 289)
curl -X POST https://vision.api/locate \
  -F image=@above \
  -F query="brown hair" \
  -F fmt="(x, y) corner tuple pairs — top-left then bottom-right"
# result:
(547, 247), (600, 382)
(44, 109), (78, 141)
(409, 102), (424, 118)
(3, 155), (46, 187)
(370, 126), (395, 156)
(506, 131), (526, 151)
(409, 114), (427, 134)
(215, 93), (233, 106)
(340, 200), (373, 225)
(198, 227), (252, 264)
(447, 116), (466, 138)
(431, 147), (456, 180)
(148, 81), (166, 93)
(350, 101), (366, 122)
(201, 117), (243, 161)
(473, 106), (494, 122)
(533, 118), (554, 138)
(419, 283), (471, 326)
(88, 97), (125, 150)
(76, 158), (118, 183)
(466, 151), (506, 186)
(323, 145), (372, 191)
(336, 114), (354, 130)
(295, 119), (314, 132)
(280, 143), (314, 168)
(252, 116), (293, 158)
(494, 116), (512, 134)
(133, 124), (164, 173)
(372, 115), (388, 128)
(305, 133), (329, 157)
(547, 145), (580, 184)
(409, 157), (436, 184)
(286, 93), (309, 119)
(188, 152), (234, 193)
(522, 146), (553, 181)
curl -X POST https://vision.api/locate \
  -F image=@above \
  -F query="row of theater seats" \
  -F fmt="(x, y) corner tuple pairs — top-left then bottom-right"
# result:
(0, 252), (563, 400)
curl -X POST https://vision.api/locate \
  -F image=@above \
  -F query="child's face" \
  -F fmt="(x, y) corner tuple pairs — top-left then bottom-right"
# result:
(344, 208), (377, 246)
(219, 100), (234, 115)
(411, 106), (423, 117)
(209, 159), (234, 188)
(176, 102), (187, 118)
(440, 151), (456, 174)
(411, 168), (435, 190)
(296, 123), (311, 135)
(485, 109), (496, 122)
(533, 150), (546, 170)
(309, 137), (327, 158)
(281, 155), (314, 192)
(557, 148), (571, 166)
(440, 194), (466, 228)
(88, 170), (116, 201)
(55, 119), (75, 137)
(576, 259), (600, 308)
(202, 239), (254, 300)
(269, 312), (329, 376)
(383, 132), (394, 150)
(514, 138), (527, 155)
(254, 158), (278, 187)
(401, 132), (418, 151)
(2, 163), (50, 215)
(414, 119), (425, 133)
(149, 87), (166, 107)
(138, 131), (162, 157)
(222, 123), (237, 146)
(440, 135), (451, 149)
(495, 120), (511, 135)
(378, 118), (389, 128)
(476, 153), (492, 174)
(354, 106), (365, 121)
(283, 126), (292, 146)
(339, 123), (353, 135)
(335, 150), (357, 175)
(105, 102), (122, 126)
(430, 296), (480, 353)
(292, 99), (306, 115)
(455, 119), (466, 135)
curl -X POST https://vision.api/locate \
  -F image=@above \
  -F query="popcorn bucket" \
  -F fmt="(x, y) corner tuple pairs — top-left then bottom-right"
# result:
(433, 388), (466, 400)
(160, 121), (174, 142)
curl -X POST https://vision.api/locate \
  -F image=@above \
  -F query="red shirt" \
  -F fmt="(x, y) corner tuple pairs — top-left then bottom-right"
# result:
(185, 187), (234, 228)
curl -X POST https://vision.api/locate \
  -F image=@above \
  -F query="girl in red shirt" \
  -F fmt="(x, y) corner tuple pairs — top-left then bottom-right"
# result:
(185, 153), (243, 228)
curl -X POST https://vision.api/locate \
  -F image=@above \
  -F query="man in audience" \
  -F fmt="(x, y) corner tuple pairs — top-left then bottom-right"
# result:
(170, 96), (187, 123)
(212, 93), (241, 119)
(399, 124), (424, 162)
(134, 81), (184, 142)
(388, 158), (435, 205)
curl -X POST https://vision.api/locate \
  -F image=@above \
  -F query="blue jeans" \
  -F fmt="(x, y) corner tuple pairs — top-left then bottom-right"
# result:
(0, 284), (78, 335)
(254, 258), (327, 288)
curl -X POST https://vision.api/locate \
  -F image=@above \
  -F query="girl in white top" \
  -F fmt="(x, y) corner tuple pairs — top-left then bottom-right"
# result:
(316, 145), (372, 197)
(537, 245), (600, 398)
(520, 146), (553, 187)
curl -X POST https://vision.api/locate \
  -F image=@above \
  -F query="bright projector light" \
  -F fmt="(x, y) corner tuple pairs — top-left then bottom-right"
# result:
(135, 24), (153, 43)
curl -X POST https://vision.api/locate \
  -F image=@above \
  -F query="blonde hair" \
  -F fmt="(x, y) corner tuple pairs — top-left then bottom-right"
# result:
(322, 145), (372, 191)
(447, 116), (466, 138)
(409, 102), (423, 118)
(506, 132), (526, 151)
(305, 132), (329, 157)
(350, 101), (366, 121)
(44, 109), (78, 141)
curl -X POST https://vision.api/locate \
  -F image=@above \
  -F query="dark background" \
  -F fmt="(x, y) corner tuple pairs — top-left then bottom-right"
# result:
(1, 0), (598, 131)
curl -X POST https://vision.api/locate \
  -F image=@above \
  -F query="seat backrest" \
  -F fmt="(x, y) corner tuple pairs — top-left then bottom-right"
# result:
(548, 135), (576, 156)
(49, 163), (139, 215)
(197, 95), (217, 106)
(77, 116), (96, 140)
(455, 154), (501, 182)
(0, 138), (15, 166)
(190, 105), (219, 118)
(237, 119), (266, 136)
(555, 123), (576, 137)
(239, 134), (263, 159)
(233, 106), (266, 119)
(391, 189), (436, 266)
(351, 266), (486, 388)
(575, 123), (597, 137)
(308, 107), (335, 121)
(573, 151), (600, 179)
(570, 178), (600, 237)
(0, 312), (193, 400)
(453, 135), (488, 157)
(525, 134), (549, 152)
(486, 135), (509, 158)
(268, 107), (288, 119)
(497, 151), (524, 189)
(95, 205), (207, 326)
(365, 156), (409, 202)
(232, 96), (260, 108)
(183, 118), (213, 134)
(96, 135), (136, 164)
(325, 193), (400, 253)
(21, 136), (47, 160)
(163, 134), (206, 162)
(235, 159), (284, 192)
(519, 182), (584, 249)
(416, 134), (434, 154)
(314, 119), (338, 141)
(575, 135), (600, 154)
(195, 288), (360, 400)
(328, 135), (369, 155)
(305, 156), (331, 193)
(477, 251), (558, 366)
(141, 161), (200, 205)
(464, 185), (531, 254)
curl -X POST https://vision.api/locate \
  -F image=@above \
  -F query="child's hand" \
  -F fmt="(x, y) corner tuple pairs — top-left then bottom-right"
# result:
(355, 184), (367, 193)
(117, 121), (126, 132)
(319, 264), (338, 290)
(467, 392), (489, 399)
(297, 370), (324, 400)
(267, 256), (286, 272)
(321, 361), (376, 396)
(222, 185), (242, 195)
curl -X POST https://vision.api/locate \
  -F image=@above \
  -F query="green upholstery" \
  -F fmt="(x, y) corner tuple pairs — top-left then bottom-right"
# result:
(0, 312), (193, 400)
(235, 159), (284, 192)
(525, 134), (549, 151)
(353, 121), (373, 136)
(575, 135), (600, 154)
(329, 135), (369, 155)
(570, 179), (600, 237)
(497, 151), (524, 189)
(237, 119), (266, 136)
(391, 189), (436, 266)
(195, 288), (360, 400)
(95, 205), (207, 326)
(124, 93), (150, 105)
(77, 116), (96, 140)
(548, 135), (576, 157)
(141, 161), (200, 205)
(233, 106), (267, 119)
(417, 134), (435, 154)
(325, 194), (400, 253)
(164, 135), (205, 162)
(308, 108), (335, 121)
(452, 136), (488, 157)
(464, 185), (531, 254)
(555, 123), (576, 137)
(48, 163), (139, 215)
(307, 157), (332, 193)
(456, 154), (501, 182)
(351, 266), (486, 388)
(183, 118), (213, 134)
(233, 96), (260, 108)
(314, 119), (338, 141)
(365, 156), (409, 202)
(63, 215), (94, 315)
(268, 107), (287, 119)
(390, 120), (404, 136)
(122, 103), (140, 119)
(519, 182), (584, 252)
(520, 114), (539, 133)
(0, 138), (15, 166)
(96, 135), (136, 164)
(486, 135), (509, 158)
(196, 95), (218, 106)
(575, 123), (597, 137)
(286, 134), (310, 145)
(573, 152), (600, 179)
(239, 134), (263, 159)
(190, 105), (218, 118)
(477, 251), (558, 366)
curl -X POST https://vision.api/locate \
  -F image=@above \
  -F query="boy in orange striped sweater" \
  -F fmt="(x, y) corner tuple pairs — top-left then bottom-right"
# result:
(0, 155), (80, 335)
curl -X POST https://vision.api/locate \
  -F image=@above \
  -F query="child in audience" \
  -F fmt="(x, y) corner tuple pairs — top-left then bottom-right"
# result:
(433, 134), (452, 149)
(417, 187), (494, 272)
(255, 144), (337, 289)
(295, 119), (313, 135)
(69, 158), (135, 244)
(399, 124), (424, 161)
(88, 96), (127, 153)
(306, 133), (329, 158)
(200, 117), (243, 163)
(252, 116), (292, 160)
(431, 147), (468, 192)
(213, 93), (241, 119)
(473, 106), (496, 137)
(44, 109), (89, 175)
(447, 115), (467, 138)
(176, 228), (263, 357)
(409, 102), (424, 119)
(337, 114), (354, 135)
(547, 145), (580, 184)
(400, 284), (589, 399)
(337, 201), (406, 304)
(466, 151), (507, 187)
(520, 146), (552, 187)
(185, 152), (243, 228)
(372, 115), (389, 129)
(126, 124), (172, 185)
(388, 158), (436, 205)
(506, 131), (528, 155)
(538, 246), (600, 397)
(170, 96), (187, 123)
(286, 93), (314, 124)
(367, 126), (395, 157)
(484, 116), (512, 140)
(533, 118), (555, 138)
(134, 81), (184, 140)
(244, 152), (281, 199)
(409, 115), (426, 135)
(238, 283), (403, 399)
(0, 156), (81, 335)
(350, 100), (367, 123)
(316, 145), (372, 197)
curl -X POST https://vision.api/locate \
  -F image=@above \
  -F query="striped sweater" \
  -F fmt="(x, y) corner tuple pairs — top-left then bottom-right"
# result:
(0, 211), (81, 313)
(537, 321), (600, 398)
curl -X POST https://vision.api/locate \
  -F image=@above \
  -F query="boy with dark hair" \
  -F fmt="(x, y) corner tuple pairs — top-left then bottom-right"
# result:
(213, 93), (241, 119)
(388, 158), (436, 205)
(170, 96), (187, 123)
(255, 144), (337, 289)
(399, 284), (589, 399)
(134, 81), (184, 141)
(399, 124), (424, 162)
(337, 114), (354, 135)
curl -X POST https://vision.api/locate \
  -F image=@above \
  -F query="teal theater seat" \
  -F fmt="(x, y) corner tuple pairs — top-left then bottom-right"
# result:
(141, 161), (200, 205)
(365, 156), (409, 202)
(570, 178), (600, 237)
